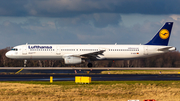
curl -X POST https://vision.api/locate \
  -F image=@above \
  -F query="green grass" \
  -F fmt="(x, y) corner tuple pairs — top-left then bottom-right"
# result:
(1, 80), (180, 86)
(2, 80), (180, 92)
(101, 70), (180, 74)
(1, 81), (180, 101)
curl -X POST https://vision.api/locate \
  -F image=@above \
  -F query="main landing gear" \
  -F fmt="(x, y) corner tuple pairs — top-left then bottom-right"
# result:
(87, 63), (92, 67)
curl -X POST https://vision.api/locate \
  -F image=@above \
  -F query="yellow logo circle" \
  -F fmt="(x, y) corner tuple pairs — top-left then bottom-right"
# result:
(159, 29), (169, 39)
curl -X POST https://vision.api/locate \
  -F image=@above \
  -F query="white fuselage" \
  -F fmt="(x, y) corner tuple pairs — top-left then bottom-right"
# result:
(5, 22), (176, 67)
(5, 44), (175, 60)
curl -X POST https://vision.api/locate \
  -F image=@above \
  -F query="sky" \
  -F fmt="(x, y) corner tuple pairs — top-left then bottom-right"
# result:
(0, 0), (180, 50)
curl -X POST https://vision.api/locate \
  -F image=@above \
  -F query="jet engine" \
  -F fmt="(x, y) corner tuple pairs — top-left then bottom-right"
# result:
(64, 56), (82, 64)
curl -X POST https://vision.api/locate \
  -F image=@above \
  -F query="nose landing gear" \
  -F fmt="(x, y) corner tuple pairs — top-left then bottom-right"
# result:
(24, 60), (27, 67)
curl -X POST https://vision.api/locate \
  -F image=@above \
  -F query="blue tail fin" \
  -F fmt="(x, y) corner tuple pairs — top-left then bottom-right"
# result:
(145, 22), (173, 46)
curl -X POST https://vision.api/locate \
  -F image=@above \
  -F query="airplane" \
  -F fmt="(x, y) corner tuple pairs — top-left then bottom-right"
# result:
(5, 22), (176, 67)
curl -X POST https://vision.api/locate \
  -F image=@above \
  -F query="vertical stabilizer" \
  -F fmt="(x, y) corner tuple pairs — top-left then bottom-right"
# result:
(145, 22), (173, 46)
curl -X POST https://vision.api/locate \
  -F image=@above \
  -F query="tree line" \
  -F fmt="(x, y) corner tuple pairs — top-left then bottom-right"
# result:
(1, 47), (180, 67)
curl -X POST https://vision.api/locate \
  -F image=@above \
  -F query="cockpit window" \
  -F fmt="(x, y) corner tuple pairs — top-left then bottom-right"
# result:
(11, 48), (18, 51)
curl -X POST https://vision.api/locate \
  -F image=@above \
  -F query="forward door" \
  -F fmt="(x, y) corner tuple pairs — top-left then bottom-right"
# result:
(22, 45), (27, 55)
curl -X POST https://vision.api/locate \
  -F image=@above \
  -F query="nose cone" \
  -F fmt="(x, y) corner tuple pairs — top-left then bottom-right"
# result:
(5, 51), (11, 58)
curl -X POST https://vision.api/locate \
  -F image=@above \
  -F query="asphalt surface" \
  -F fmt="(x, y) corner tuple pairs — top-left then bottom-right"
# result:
(0, 67), (180, 81)
(0, 74), (180, 81)
(1, 67), (180, 74)
(1, 67), (180, 70)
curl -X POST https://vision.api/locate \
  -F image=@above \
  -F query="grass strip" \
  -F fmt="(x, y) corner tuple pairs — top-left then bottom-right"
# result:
(0, 81), (180, 101)
(101, 70), (180, 74)
(1, 80), (180, 86)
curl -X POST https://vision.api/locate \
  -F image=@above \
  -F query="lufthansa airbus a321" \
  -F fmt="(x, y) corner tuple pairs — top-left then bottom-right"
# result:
(6, 22), (176, 67)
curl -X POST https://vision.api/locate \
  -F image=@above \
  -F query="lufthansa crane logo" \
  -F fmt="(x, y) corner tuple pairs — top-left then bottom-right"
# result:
(159, 29), (169, 39)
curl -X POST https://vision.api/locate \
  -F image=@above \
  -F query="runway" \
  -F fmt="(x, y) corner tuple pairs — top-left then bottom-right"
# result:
(0, 67), (180, 74)
(0, 74), (180, 81)
(0, 67), (180, 81)
(1, 67), (180, 70)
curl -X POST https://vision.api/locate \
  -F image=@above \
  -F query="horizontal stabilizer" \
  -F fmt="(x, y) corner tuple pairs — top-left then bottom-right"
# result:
(158, 47), (176, 51)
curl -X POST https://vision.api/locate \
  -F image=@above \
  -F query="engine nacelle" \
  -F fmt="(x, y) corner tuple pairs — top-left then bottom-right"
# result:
(64, 56), (82, 64)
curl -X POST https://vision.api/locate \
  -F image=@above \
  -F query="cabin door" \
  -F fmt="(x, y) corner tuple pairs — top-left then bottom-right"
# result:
(144, 46), (148, 55)
(56, 46), (61, 55)
(22, 46), (27, 55)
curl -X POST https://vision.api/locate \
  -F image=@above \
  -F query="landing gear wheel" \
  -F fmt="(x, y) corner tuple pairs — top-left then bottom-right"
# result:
(87, 63), (93, 67)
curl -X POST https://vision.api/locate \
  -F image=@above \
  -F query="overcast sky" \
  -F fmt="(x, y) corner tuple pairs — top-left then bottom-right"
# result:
(0, 0), (180, 50)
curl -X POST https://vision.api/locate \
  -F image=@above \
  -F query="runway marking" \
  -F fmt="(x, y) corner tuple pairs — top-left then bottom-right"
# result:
(15, 68), (24, 74)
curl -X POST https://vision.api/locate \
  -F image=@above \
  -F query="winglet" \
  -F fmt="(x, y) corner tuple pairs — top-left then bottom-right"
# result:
(145, 22), (173, 46)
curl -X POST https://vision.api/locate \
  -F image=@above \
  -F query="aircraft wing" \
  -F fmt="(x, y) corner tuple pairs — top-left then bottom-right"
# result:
(68, 50), (106, 60)
(80, 50), (105, 59)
